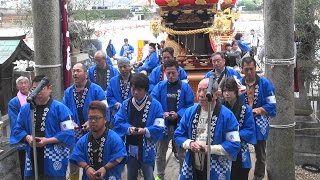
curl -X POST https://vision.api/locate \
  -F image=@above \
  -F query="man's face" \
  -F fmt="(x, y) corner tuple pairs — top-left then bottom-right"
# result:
(149, 46), (155, 53)
(94, 55), (106, 69)
(131, 85), (146, 101)
(31, 82), (52, 102)
(196, 79), (217, 107)
(88, 109), (106, 132)
(124, 40), (128, 45)
(222, 89), (237, 104)
(119, 64), (131, 77)
(17, 79), (30, 95)
(242, 61), (256, 82)
(72, 64), (87, 84)
(211, 54), (225, 72)
(165, 66), (179, 83)
(162, 52), (173, 62)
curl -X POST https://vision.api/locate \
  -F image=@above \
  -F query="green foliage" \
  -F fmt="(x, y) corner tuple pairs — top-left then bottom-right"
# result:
(73, 9), (132, 21)
(237, 0), (263, 11)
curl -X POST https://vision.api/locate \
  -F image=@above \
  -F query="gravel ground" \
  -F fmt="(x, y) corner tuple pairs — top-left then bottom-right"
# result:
(295, 165), (320, 180)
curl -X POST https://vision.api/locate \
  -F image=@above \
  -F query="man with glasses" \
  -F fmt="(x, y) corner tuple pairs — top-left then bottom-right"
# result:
(204, 52), (241, 85)
(70, 101), (127, 180)
(63, 63), (107, 180)
(148, 47), (188, 93)
(11, 75), (75, 180)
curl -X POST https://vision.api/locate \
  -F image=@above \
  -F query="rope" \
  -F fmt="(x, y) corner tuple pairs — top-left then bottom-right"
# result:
(270, 122), (296, 129)
(160, 26), (212, 35)
(265, 56), (296, 66)
(35, 64), (62, 68)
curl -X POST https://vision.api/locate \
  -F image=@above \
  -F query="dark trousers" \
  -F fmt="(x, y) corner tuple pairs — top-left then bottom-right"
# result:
(231, 159), (250, 180)
(253, 140), (266, 180)
(194, 169), (207, 180)
(19, 150), (26, 178)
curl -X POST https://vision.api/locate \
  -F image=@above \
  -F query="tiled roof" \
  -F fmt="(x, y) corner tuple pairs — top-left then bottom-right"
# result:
(0, 39), (20, 65)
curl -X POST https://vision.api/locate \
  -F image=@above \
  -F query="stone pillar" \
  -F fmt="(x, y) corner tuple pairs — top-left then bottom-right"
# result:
(264, 0), (295, 179)
(32, 1), (63, 100)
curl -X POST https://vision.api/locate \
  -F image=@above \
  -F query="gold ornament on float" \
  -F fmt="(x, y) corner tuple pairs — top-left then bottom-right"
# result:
(195, 0), (207, 5)
(150, 17), (162, 38)
(166, 0), (179, 6)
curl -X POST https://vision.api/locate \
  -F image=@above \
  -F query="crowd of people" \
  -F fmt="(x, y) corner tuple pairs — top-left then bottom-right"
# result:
(7, 34), (276, 180)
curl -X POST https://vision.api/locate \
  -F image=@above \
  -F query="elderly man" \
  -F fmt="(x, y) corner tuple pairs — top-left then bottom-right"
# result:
(174, 78), (240, 180)
(70, 101), (127, 180)
(148, 47), (188, 93)
(240, 57), (276, 180)
(106, 57), (133, 126)
(11, 75), (75, 179)
(204, 52), (241, 84)
(63, 62), (107, 180)
(114, 73), (165, 180)
(151, 59), (194, 180)
(88, 50), (119, 91)
(8, 76), (30, 178)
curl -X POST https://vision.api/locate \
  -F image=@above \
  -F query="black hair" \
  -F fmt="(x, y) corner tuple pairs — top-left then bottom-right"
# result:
(231, 40), (238, 46)
(234, 33), (243, 40)
(89, 101), (107, 118)
(241, 56), (257, 68)
(162, 47), (174, 57)
(32, 75), (50, 85)
(130, 73), (149, 91)
(220, 77), (239, 97)
(163, 59), (179, 70)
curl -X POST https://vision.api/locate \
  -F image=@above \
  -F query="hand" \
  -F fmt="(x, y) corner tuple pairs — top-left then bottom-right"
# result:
(129, 127), (145, 135)
(115, 102), (122, 110)
(190, 141), (202, 153)
(199, 144), (208, 154)
(73, 122), (79, 130)
(252, 107), (265, 116)
(35, 137), (47, 147)
(168, 111), (178, 120)
(25, 135), (33, 146)
(82, 121), (90, 131)
(141, 70), (147, 75)
(85, 166), (96, 180)
(95, 167), (107, 179)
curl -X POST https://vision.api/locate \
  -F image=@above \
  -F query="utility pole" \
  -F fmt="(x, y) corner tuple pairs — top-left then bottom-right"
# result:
(264, 0), (295, 179)
(32, 0), (63, 100)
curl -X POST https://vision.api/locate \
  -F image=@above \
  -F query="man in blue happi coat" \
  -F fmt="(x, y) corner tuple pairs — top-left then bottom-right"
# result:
(70, 101), (127, 180)
(151, 59), (194, 179)
(88, 50), (119, 91)
(204, 52), (241, 84)
(113, 73), (165, 180)
(138, 43), (160, 74)
(221, 77), (256, 180)
(240, 57), (277, 180)
(106, 57), (132, 126)
(8, 76), (30, 178)
(120, 38), (134, 60)
(63, 62), (107, 180)
(174, 78), (241, 180)
(148, 47), (188, 93)
(10, 75), (75, 180)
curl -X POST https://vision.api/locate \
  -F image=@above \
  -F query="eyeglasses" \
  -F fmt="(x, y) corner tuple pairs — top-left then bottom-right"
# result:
(88, 116), (105, 122)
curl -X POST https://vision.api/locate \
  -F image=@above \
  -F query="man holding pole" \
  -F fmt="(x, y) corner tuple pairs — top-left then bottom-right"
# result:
(10, 75), (75, 180)
(174, 78), (240, 180)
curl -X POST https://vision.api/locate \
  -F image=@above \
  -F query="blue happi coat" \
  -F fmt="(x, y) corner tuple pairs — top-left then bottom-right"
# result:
(138, 51), (159, 73)
(240, 75), (277, 140)
(69, 129), (127, 180)
(174, 104), (240, 180)
(8, 96), (21, 130)
(10, 100), (75, 177)
(106, 75), (132, 124)
(88, 65), (119, 90)
(63, 82), (106, 139)
(113, 96), (165, 165)
(148, 65), (188, 93)
(150, 80), (194, 138)
(224, 101), (256, 168)
(204, 67), (241, 80)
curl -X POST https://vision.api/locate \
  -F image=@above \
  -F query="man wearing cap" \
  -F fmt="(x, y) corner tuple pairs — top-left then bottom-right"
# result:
(106, 57), (133, 126)
(120, 38), (134, 60)
(88, 50), (119, 91)
(149, 46), (188, 93)
(174, 78), (240, 180)
(138, 42), (160, 74)
(8, 76), (30, 178)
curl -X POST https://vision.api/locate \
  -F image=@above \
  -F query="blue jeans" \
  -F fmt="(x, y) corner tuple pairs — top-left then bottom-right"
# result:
(127, 156), (154, 180)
